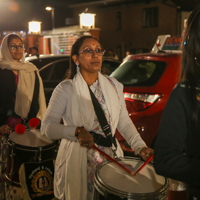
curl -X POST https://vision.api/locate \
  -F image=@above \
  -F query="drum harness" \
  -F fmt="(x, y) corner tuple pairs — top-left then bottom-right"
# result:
(88, 86), (118, 158)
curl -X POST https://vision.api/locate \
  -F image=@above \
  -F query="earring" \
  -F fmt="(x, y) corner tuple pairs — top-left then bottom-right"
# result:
(76, 63), (79, 67)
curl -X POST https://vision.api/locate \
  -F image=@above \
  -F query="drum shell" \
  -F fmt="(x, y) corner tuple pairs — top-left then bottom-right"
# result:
(93, 157), (169, 200)
(5, 136), (58, 185)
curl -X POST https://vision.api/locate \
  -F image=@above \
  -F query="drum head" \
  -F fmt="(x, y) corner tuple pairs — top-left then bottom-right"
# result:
(95, 158), (168, 199)
(9, 129), (52, 147)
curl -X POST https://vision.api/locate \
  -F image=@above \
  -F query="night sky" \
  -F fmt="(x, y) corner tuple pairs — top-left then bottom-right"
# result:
(0, 0), (198, 32)
(0, 0), (86, 32)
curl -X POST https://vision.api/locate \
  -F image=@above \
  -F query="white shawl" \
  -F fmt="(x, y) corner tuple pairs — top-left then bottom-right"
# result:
(64, 69), (121, 200)
(0, 34), (46, 120)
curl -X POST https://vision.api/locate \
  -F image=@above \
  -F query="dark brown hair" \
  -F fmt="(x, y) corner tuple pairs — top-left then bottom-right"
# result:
(66, 35), (100, 79)
(181, 7), (200, 121)
(7, 34), (23, 46)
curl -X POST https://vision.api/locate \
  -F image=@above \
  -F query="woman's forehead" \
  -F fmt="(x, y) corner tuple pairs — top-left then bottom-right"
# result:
(9, 37), (23, 44)
(81, 38), (100, 48)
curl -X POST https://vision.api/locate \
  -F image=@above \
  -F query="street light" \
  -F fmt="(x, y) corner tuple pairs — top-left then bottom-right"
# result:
(28, 21), (42, 34)
(45, 6), (55, 31)
(79, 13), (96, 29)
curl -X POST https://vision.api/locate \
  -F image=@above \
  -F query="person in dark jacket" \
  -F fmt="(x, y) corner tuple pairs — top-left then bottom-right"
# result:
(154, 7), (200, 200)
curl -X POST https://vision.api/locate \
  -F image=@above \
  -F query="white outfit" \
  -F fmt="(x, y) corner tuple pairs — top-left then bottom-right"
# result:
(41, 70), (146, 200)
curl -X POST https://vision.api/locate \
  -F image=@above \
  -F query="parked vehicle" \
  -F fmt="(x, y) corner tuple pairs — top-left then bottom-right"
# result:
(26, 54), (121, 104)
(111, 35), (182, 154)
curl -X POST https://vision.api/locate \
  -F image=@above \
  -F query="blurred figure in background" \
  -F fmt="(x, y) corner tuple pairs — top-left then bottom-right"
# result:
(29, 46), (39, 57)
(154, 7), (200, 200)
(123, 50), (132, 62)
(107, 49), (119, 60)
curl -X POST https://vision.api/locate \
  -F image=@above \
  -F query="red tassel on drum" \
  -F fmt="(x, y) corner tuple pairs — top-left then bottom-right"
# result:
(29, 118), (40, 129)
(15, 124), (25, 134)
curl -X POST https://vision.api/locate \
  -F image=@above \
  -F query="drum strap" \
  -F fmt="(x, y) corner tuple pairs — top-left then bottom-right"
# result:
(88, 86), (117, 156)
(90, 131), (115, 147)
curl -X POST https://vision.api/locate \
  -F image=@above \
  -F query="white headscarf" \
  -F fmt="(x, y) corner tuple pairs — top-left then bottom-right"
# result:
(0, 33), (46, 120)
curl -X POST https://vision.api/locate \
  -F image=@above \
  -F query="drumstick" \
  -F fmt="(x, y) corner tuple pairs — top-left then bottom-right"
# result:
(92, 145), (135, 175)
(134, 154), (153, 176)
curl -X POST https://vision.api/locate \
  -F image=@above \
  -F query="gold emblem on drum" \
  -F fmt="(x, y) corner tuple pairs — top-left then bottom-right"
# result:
(31, 170), (53, 194)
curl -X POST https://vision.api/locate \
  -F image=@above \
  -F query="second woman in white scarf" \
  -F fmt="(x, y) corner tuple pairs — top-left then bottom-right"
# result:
(0, 33), (47, 200)
(0, 33), (46, 130)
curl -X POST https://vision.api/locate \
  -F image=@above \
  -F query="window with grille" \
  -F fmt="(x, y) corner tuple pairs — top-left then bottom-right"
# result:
(143, 7), (158, 28)
(116, 11), (122, 30)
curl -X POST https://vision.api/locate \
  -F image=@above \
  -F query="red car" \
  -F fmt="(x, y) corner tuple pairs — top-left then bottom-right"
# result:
(111, 35), (182, 155)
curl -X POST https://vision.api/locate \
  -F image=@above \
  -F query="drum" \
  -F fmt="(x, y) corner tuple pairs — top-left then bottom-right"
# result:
(93, 157), (169, 200)
(5, 129), (59, 187)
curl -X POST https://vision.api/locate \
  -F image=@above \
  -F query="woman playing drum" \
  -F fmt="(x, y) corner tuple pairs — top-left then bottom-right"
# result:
(0, 33), (46, 200)
(41, 35), (154, 200)
(0, 33), (46, 131)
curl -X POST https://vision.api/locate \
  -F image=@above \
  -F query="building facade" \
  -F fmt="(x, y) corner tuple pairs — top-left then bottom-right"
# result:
(70, 0), (190, 60)
(0, 0), (190, 59)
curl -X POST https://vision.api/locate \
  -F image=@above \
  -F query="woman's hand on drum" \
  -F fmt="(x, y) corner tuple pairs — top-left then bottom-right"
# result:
(139, 147), (154, 161)
(0, 125), (12, 136)
(75, 127), (94, 149)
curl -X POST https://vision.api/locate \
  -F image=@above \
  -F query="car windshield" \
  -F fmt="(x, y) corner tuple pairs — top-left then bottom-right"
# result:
(110, 59), (167, 86)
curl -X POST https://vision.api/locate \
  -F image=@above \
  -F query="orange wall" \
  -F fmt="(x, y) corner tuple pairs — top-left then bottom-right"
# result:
(27, 35), (39, 48)
(89, 29), (100, 40)
(38, 36), (44, 54)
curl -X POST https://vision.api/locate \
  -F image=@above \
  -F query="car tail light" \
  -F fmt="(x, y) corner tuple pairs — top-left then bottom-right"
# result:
(124, 92), (161, 111)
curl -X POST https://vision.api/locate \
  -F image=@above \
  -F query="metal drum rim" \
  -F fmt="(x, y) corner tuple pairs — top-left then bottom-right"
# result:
(7, 138), (58, 151)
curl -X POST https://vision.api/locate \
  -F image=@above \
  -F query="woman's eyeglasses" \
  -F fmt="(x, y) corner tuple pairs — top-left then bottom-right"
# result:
(9, 45), (24, 51)
(78, 49), (106, 57)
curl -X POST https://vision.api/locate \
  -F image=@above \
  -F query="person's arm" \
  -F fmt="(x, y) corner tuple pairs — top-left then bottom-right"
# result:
(0, 125), (12, 136)
(40, 81), (77, 141)
(113, 79), (147, 155)
(154, 86), (200, 186)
